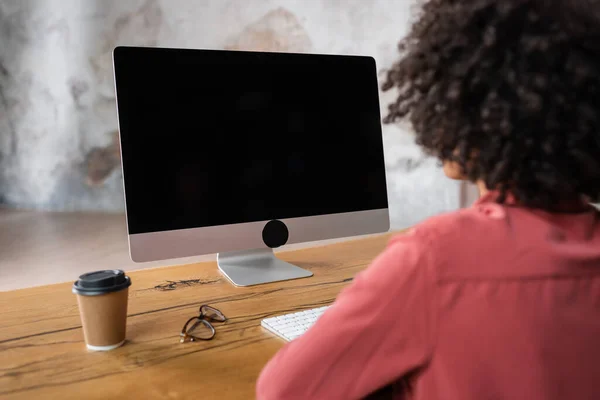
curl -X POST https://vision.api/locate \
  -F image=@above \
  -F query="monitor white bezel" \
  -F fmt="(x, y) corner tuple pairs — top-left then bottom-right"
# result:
(127, 209), (389, 262)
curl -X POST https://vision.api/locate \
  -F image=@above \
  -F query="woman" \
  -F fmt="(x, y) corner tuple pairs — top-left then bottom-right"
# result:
(257, 0), (600, 398)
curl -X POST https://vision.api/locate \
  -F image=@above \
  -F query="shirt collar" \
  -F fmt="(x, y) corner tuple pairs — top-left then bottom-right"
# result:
(473, 190), (591, 213)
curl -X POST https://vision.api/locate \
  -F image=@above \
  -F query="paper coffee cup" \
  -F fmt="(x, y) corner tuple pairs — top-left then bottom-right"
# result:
(72, 270), (132, 351)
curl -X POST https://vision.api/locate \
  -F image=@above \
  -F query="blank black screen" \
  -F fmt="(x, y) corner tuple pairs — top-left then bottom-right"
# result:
(114, 47), (388, 235)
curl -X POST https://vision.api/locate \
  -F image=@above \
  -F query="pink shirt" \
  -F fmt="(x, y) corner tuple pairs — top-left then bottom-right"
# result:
(256, 193), (600, 400)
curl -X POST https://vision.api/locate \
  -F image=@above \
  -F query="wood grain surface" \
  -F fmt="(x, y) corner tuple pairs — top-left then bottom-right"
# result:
(0, 232), (395, 400)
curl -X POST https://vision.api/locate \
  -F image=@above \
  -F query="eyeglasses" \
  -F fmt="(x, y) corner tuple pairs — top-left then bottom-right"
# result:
(180, 305), (227, 343)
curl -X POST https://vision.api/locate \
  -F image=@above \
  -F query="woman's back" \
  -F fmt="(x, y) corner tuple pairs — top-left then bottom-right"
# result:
(257, 195), (600, 399)
(414, 195), (600, 399)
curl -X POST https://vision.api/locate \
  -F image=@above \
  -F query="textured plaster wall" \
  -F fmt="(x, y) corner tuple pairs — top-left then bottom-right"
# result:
(0, 0), (460, 229)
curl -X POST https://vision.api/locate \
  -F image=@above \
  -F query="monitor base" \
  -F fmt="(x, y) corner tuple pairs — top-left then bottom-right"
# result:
(217, 248), (313, 287)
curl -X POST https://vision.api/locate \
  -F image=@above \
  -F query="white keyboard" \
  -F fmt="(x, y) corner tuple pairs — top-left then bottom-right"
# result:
(261, 306), (330, 341)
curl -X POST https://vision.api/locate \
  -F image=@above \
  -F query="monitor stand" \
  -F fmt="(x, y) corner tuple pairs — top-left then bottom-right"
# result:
(217, 248), (313, 287)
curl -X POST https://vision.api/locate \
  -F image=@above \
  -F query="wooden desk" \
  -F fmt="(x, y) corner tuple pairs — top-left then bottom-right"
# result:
(0, 233), (393, 400)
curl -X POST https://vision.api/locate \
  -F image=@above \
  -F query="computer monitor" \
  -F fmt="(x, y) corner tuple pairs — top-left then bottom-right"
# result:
(113, 46), (389, 286)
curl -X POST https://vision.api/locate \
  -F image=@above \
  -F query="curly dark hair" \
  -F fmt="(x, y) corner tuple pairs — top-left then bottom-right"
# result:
(383, 0), (600, 210)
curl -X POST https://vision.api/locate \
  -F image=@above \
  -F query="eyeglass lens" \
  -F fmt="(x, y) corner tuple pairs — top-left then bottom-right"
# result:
(200, 305), (227, 322)
(185, 318), (216, 340)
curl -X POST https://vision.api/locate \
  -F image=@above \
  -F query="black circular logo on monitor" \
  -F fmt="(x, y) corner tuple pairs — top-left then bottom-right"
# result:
(262, 220), (289, 248)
